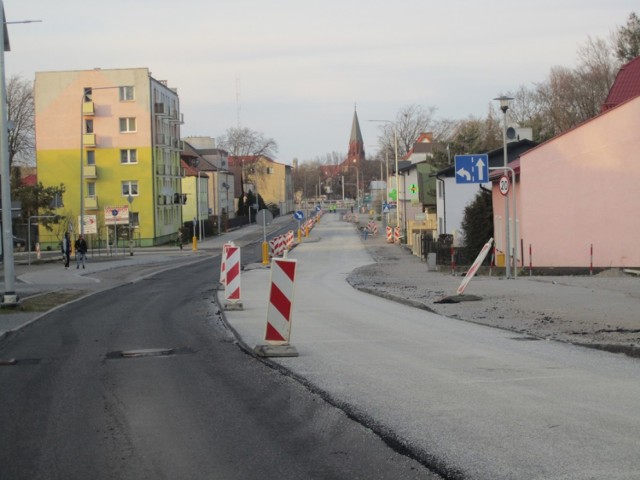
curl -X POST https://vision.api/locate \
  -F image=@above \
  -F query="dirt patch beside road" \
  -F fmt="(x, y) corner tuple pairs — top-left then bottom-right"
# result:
(0, 290), (89, 313)
(348, 240), (640, 358)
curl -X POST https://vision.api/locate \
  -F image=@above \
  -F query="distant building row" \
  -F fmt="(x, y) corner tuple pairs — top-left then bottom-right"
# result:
(35, 67), (293, 248)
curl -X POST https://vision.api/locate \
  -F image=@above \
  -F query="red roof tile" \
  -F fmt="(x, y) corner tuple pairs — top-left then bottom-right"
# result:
(601, 56), (640, 112)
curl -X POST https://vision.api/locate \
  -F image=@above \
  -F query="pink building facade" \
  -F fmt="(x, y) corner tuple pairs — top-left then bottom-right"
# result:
(493, 95), (640, 268)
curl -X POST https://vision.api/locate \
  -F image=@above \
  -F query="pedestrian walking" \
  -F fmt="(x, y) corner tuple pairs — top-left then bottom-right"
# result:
(62, 232), (71, 270)
(75, 234), (88, 269)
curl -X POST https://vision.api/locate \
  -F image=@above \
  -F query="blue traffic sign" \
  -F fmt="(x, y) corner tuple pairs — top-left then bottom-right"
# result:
(454, 154), (489, 184)
(293, 210), (305, 221)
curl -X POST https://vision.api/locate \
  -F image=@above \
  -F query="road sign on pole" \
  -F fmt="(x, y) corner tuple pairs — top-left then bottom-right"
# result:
(499, 175), (510, 196)
(454, 154), (489, 184)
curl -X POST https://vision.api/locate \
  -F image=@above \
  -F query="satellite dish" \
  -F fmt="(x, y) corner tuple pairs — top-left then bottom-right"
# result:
(506, 127), (517, 140)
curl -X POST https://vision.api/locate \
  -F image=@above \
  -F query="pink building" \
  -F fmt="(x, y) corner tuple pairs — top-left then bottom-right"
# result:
(493, 93), (640, 269)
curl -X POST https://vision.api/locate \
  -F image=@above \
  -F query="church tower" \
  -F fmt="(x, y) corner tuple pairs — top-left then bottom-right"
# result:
(345, 106), (365, 166)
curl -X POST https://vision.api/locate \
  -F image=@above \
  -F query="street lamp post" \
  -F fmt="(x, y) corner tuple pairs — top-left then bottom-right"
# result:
(495, 95), (514, 278)
(0, 2), (41, 305)
(369, 120), (400, 231)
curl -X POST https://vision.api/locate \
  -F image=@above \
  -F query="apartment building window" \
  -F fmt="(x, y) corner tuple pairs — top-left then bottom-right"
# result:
(86, 150), (95, 165)
(87, 182), (96, 197)
(119, 117), (136, 133)
(122, 180), (138, 196)
(119, 86), (135, 101)
(130, 212), (139, 227)
(85, 119), (94, 133)
(83, 87), (92, 102)
(120, 149), (137, 164)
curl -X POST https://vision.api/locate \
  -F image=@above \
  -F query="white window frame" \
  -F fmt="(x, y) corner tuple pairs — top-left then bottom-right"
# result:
(120, 149), (137, 164)
(119, 117), (137, 133)
(87, 182), (96, 197)
(122, 180), (139, 197)
(119, 86), (135, 101)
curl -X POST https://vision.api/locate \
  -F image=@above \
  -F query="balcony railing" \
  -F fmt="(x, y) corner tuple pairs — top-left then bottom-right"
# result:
(82, 102), (95, 115)
(85, 196), (98, 210)
(83, 133), (96, 147)
(83, 164), (97, 178)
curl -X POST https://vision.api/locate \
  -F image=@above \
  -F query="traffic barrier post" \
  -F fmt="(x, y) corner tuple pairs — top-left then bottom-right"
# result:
(224, 245), (243, 310)
(254, 258), (299, 357)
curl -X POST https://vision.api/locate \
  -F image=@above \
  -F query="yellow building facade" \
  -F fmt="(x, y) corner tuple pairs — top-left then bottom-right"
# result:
(35, 68), (183, 248)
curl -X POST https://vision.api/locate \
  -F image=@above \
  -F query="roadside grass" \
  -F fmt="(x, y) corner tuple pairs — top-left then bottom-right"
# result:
(0, 290), (88, 313)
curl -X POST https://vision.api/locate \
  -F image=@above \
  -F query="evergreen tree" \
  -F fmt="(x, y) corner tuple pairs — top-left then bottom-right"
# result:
(460, 188), (493, 257)
(615, 12), (640, 62)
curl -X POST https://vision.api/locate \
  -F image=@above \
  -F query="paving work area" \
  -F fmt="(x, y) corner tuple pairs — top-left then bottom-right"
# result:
(219, 212), (640, 479)
(348, 222), (640, 358)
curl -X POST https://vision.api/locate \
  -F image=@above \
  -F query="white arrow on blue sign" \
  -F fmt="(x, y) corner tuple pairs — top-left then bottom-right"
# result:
(454, 154), (489, 184)
(293, 210), (305, 221)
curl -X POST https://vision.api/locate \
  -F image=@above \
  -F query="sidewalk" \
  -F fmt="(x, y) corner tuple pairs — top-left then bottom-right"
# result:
(0, 215), (294, 340)
(350, 217), (640, 357)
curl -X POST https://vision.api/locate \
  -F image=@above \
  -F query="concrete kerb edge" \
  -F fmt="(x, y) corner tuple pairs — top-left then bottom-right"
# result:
(0, 255), (214, 343)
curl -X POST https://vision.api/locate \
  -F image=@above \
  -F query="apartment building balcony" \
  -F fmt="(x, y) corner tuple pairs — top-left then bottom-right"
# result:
(82, 101), (95, 115)
(155, 133), (168, 145)
(83, 164), (97, 179)
(85, 196), (99, 210)
(83, 133), (96, 147)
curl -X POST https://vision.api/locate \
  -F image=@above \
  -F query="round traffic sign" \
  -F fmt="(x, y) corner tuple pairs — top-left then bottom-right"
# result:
(112, 209), (119, 217)
(499, 175), (510, 196)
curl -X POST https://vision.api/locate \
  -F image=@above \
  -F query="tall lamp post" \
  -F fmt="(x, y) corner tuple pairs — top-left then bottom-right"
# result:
(495, 95), (513, 278)
(1, 7), (41, 305)
(369, 120), (399, 231)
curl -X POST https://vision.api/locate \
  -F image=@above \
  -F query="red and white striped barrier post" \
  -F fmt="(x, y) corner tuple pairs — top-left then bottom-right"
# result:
(219, 241), (234, 289)
(394, 226), (400, 244)
(386, 226), (393, 243)
(224, 245), (243, 310)
(457, 238), (493, 295)
(254, 258), (299, 357)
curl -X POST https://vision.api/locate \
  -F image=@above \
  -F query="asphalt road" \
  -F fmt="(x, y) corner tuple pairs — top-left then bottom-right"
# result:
(224, 213), (640, 480)
(0, 231), (437, 479)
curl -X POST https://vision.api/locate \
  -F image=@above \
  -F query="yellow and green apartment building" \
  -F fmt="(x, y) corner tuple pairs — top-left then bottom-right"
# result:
(35, 68), (183, 248)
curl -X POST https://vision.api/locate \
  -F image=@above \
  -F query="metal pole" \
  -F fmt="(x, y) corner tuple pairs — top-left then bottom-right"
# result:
(394, 127), (399, 230)
(498, 100), (512, 279)
(0, 5), (17, 304)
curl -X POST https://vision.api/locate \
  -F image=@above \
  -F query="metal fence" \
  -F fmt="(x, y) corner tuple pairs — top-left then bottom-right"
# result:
(418, 234), (486, 267)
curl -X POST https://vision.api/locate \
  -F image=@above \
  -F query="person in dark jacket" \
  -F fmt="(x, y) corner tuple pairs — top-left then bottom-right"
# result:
(75, 234), (88, 269)
(62, 232), (71, 269)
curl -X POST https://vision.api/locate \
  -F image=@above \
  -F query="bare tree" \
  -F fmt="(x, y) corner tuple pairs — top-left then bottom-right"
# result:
(376, 104), (439, 159)
(6, 75), (35, 167)
(614, 11), (640, 62)
(532, 35), (619, 140)
(217, 126), (278, 159)
(217, 126), (278, 198)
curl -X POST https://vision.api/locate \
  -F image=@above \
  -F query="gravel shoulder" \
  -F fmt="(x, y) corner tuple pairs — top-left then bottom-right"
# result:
(347, 235), (640, 358)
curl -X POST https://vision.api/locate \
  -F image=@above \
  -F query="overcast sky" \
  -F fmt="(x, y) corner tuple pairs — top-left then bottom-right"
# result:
(4, 0), (637, 164)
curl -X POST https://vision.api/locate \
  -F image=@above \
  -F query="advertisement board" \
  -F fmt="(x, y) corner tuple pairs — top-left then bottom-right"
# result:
(104, 205), (129, 225)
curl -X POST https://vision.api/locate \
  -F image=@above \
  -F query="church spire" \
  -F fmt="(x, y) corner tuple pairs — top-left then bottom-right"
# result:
(346, 105), (365, 165)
